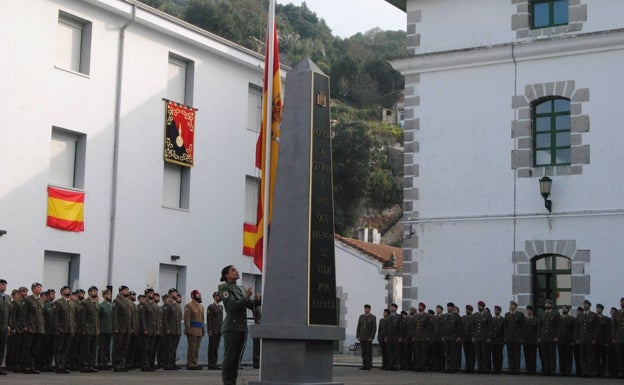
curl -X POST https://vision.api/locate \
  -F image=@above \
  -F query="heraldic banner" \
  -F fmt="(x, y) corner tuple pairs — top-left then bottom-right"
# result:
(164, 100), (196, 167)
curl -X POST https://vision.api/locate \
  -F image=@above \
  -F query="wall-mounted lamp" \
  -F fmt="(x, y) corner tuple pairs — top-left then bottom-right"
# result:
(539, 176), (552, 212)
(170, 255), (180, 261)
(403, 224), (415, 239)
(0, 229), (6, 237)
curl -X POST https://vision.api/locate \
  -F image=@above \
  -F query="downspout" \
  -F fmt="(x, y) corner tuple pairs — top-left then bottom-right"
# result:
(107, 3), (136, 287)
(511, 42), (518, 301)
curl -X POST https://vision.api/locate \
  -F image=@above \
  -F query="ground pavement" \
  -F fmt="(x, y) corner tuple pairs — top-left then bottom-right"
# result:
(1, 355), (621, 385)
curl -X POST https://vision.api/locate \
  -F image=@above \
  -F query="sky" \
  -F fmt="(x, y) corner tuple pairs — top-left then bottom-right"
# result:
(275, 0), (406, 38)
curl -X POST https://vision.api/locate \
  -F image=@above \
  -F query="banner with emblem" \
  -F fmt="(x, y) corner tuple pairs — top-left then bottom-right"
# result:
(164, 100), (196, 167)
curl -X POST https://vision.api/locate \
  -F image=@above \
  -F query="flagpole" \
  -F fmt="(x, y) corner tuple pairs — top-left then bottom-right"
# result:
(262, 0), (275, 280)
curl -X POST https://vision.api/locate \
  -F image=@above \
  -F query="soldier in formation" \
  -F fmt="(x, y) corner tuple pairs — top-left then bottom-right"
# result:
(356, 304), (376, 370)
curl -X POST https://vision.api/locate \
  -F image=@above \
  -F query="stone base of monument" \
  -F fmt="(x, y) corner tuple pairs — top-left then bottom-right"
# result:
(249, 324), (344, 385)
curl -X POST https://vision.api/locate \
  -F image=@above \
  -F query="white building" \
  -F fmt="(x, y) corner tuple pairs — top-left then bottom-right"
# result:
(391, 0), (624, 312)
(0, 0), (273, 300)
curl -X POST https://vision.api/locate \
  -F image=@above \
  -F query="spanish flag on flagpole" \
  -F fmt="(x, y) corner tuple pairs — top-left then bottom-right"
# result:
(243, 0), (282, 272)
(47, 186), (85, 232)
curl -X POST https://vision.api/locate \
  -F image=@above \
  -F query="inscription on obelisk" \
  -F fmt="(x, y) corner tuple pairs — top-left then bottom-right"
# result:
(309, 74), (337, 326)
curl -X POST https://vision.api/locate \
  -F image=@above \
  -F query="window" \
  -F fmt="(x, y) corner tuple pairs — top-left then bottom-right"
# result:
(50, 127), (86, 189)
(162, 162), (190, 209)
(247, 83), (262, 132)
(531, 0), (569, 29)
(244, 176), (259, 224)
(56, 11), (92, 74)
(533, 97), (571, 166)
(532, 255), (571, 313)
(44, 250), (80, 290)
(167, 54), (194, 105)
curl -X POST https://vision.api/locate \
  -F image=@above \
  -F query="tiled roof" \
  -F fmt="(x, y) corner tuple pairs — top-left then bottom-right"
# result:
(335, 235), (403, 271)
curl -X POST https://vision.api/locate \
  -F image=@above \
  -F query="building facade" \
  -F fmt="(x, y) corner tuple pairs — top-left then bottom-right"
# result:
(0, 0), (272, 300)
(392, 0), (624, 311)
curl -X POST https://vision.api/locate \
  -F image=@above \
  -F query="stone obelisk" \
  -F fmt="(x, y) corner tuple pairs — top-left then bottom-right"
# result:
(249, 58), (344, 385)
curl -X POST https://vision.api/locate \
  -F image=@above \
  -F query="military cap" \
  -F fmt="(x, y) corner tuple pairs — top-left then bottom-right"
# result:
(447, 302), (455, 307)
(212, 291), (219, 297)
(11, 289), (18, 295)
(428, 309), (434, 314)
(577, 306), (584, 311)
(31, 282), (42, 289)
(612, 307), (618, 312)
(364, 304), (371, 309)
(76, 288), (85, 294)
(436, 305), (443, 310)
(144, 288), (154, 295)
(477, 301), (485, 307)
(119, 285), (129, 291)
(466, 304), (473, 311)
(561, 305), (570, 310)
(409, 306), (416, 312)
(509, 300), (518, 306)
(596, 303), (604, 309)
(60, 285), (70, 292)
(88, 286), (98, 292)
(494, 305), (502, 311)
(621, 297), (624, 302)
(138, 294), (145, 299)
(400, 310), (407, 315)
(545, 299), (553, 305)
(129, 291), (136, 296)
(0, 279), (6, 284)
(168, 288), (178, 294)
(418, 302), (426, 308)
(583, 299), (591, 306)
(390, 303), (398, 309)
(526, 305), (534, 311)
(18, 286), (28, 291)
(153, 292), (160, 297)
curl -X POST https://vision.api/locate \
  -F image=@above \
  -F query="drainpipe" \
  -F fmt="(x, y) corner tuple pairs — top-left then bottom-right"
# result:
(107, 3), (136, 287)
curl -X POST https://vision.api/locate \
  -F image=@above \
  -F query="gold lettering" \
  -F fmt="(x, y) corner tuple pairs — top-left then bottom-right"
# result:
(311, 299), (336, 310)
(316, 265), (332, 274)
(316, 196), (329, 206)
(312, 161), (331, 173)
(313, 129), (331, 140)
(316, 213), (329, 224)
(311, 230), (334, 241)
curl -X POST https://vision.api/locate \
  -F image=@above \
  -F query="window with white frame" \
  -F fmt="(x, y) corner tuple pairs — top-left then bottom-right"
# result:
(56, 11), (92, 74)
(162, 162), (190, 210)
(248, 83), (263, 132)
(167, 54), (194, 105)
(244, 176), (259, 224)
(50, 127), (86, 189)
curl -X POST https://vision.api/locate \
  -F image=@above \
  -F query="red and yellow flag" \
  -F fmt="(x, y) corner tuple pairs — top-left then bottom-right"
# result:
(47, 186), (85, 232)
(243, 21), (282, 271)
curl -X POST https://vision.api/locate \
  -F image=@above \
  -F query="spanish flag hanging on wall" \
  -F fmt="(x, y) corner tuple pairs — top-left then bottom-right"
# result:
(47, 186), (85, 232)
(242, 19), (283, 272)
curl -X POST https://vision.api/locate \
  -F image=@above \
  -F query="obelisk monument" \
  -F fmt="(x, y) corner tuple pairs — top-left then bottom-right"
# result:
(249, 58), (344, 385)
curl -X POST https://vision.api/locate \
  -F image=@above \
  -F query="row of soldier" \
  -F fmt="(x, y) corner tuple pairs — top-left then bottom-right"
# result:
(0, 279), (226, 375)
(357, 298), (624, 378)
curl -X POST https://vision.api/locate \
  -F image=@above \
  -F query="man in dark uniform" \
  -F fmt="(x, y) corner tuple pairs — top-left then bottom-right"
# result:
(461, 304), (475, 373)
(613, 298), (624, 378)
(539, 299), (558, 375)
(609, 306), (620, 377)
(53, 285), (74, 373)
(399, 310), (411, 370)
(377, 309), (389, 370)
(490, 305), (505, 374)
(111, 285), (132, 372)
(164, 288), (182, 370)
(356, 304), (376, 370)
(573, 306), (583, 376)
(69, 289), (85, 371)
(38, 289), (56, 372)
(412, 302), (430, 372)
(0, 279), (10, 375)
(431, 305), (445, 372)
(473, 300), (491, 374)
(557, 304), (575, 376)
(385, 303), (401, 370)
(523, 305), (539, 375)
(206, 291), (224, 370)
(577, 299), (596, 377)
(504, 300), (524, 375)
(78, 286), (100, 372)
(98, 288), (113, 370)
(127, 291), (140, 370)
(594, 303), (611, 377)
(6, 289), (22, 372)
(219, 265), (254, 385)
(443, 302), (461, 373)
(139, 288), (158, 372)
(20, 282), (45, 374)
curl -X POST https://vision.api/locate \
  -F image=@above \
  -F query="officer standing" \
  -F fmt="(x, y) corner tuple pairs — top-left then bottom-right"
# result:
(430, 305), (445, 372)
(111, 285), (132, 372)
(594, 303), (611, 377)
(79, 286), (100, 372)
(472, 300), (491, 374)
(39, 289), (56, 372)
(385, 303), (401, 371)
(184, 289), (205, 370)
(356, 304), (376, 370)
(577, 299), (596, 377)
(219, 265), (254, 385)
(460, 304), (475, 373)
(0, 279), (10, 375)
(412, 302), (430, 372)
(490, 305), (505, 374)
(557, 304), (575, 376)
(504, 300), (524, 375)
(21, 282), (45, 374)
(139, 288), (158, 372)
(98, 289), (113, 370)
(523, 305), (539, 375)
(53, 285), (75, 374)
(377, 309), (389, 370)
(206, 291), (224, 370)
(539, 299), (559, 376)
(443, 302), (461, 373)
